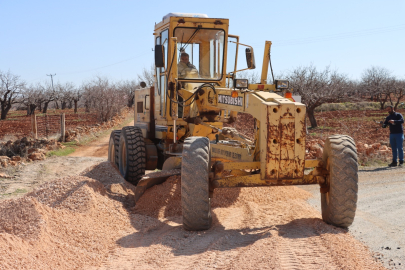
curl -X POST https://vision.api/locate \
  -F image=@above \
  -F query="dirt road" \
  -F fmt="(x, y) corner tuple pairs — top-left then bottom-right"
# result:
(0, 156), (105, 200)
(302, 166), (405, 269)
(0, 127), (392, 269)
(68, 120), (134, 158)
(93, 178), (383, 270)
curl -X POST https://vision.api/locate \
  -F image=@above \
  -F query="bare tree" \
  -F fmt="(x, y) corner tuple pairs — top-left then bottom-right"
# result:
(360, 66), (394, 109)
(82, 83), (93, 113)
(71, 88), (82, 113)
(55, 82), (75, 110)
(20, 81), (58, 114)
(287, 65), (349, 128)
(83, 76), (126, 122)
(0, 70), (25, 120)
(21, 83), (42, 115)
(137, 65), (155, 87)
(343, 79), (361, 101)
(236, 70), (261, 84)
(39, 82), (56, 113)
(117, 80), (139, 108)
(389, 78), (405, 110)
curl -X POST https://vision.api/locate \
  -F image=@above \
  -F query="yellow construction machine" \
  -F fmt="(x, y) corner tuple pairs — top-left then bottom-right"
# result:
(108, 13), (358, 231)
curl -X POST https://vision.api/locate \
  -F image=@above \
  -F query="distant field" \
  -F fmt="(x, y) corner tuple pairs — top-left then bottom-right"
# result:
(315, 101), (405, 112)
(0, 109), (99, 140)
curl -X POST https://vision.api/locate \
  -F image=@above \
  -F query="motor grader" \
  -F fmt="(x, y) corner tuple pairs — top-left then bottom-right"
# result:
(108, 13), (358, 231)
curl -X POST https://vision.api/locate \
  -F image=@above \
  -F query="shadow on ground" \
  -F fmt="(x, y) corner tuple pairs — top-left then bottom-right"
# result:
(115, 216), (346, 256)
(83, 161), (347, 257)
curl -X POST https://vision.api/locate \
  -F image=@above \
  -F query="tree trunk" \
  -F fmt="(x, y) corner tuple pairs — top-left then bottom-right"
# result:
(54, 101), (59, 109)
(0, 104), (11, 120)
(393, 90), (404, 111)
(380, 101), (387, 110)
(85, 101), (90, 113)
(28, 104), (37, 115)
(1, 109), (6, 120)
(307, 108), (318, 128)
(61, 101), (67, 110)
(127, 96), (134, 108)
(74, 100), (78, 113)
(378, 93), (389, 110)
(43, 102), (50, 113)
(68, 100), (73, 109)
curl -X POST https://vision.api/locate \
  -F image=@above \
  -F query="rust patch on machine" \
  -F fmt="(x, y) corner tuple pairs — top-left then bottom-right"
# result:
(265, 106), (280, 179)
(265, 105), (302, 180)
(279, 116), (296, 178)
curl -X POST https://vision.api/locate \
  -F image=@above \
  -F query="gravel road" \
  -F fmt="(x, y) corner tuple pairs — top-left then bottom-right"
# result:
(0, 156), (105, 200)
(0, 126), (397, 269)
(301, 166), (405, 269)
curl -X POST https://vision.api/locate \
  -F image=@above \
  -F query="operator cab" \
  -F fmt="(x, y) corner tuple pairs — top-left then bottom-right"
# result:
(154, 13), (228, 86)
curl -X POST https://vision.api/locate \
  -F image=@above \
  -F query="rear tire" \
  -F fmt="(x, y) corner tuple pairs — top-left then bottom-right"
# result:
(108, 130), (121, 168)
(119, 126), (146, 185)
(321, 135), (358, 228)
(181, 137), (212, 231)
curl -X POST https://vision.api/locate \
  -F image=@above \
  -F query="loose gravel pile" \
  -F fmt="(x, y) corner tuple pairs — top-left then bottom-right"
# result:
(135, 175), (312, 219)
(0, 162), (134, 270)
(0, 161), (385, 269)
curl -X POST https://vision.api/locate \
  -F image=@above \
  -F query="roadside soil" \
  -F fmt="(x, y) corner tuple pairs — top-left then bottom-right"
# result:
(301, 166), (405, 270)
(0, 119), (393, 269)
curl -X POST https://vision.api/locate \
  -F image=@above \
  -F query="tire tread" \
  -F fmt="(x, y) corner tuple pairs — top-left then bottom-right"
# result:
(321, 134), (358, 227)
(119, 126), (146, 185)
(181, 137), (212, 231)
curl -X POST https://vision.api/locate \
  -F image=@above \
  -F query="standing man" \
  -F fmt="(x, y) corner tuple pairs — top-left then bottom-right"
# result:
(382, 105), (404, 166)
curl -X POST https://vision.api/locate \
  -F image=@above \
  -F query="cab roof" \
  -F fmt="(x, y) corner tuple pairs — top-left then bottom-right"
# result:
(162, 13), (209, 21)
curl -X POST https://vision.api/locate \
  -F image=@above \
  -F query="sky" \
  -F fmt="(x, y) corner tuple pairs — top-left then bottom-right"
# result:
(1, 0), (404, 87)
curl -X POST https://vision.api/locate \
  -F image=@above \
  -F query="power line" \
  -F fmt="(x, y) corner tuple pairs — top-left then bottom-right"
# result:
(275, 24), (405, 46)
(58, 53), (147, 75)
(248, 24), (405, 47)
(25, 53), (148, 84)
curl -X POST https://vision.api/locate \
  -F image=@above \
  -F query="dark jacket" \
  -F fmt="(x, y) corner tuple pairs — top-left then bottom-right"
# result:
(383, 112), (404, 134)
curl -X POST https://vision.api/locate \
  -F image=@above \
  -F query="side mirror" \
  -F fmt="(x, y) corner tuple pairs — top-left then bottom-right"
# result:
(246, 48), (256, 69)
(155, 45), (165, 68)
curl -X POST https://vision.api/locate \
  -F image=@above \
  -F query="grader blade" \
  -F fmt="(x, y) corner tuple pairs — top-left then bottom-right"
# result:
(134, 169), (181, 204)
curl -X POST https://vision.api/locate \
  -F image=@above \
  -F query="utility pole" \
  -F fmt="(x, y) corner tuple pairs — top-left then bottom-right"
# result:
(46, 73), (57, 111)
(46, 73), (56, 91)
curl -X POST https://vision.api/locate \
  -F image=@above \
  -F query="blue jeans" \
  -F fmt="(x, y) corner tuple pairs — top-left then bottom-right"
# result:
(390, 133), (404, 162)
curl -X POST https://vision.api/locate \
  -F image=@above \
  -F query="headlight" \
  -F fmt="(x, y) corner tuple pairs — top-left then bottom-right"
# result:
(275, 80), (289, 89)
(234, 79), (248, 89)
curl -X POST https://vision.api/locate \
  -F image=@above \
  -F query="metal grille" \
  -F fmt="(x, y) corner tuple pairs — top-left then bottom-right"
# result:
(37, 114), (61, 138)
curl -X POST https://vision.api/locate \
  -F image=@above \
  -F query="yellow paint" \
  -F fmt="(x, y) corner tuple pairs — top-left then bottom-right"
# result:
(213, 173), (319, 188)
(222, 161), (260, 170)
(260, 41), (272, 84)
(305, 159), (322, 168)
(141, 14), (311, 187)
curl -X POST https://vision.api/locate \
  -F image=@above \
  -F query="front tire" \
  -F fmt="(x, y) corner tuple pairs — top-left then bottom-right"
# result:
(321, 135), (358, 227)
(119, 126), (146, 185)
(181, 137), (212, 231)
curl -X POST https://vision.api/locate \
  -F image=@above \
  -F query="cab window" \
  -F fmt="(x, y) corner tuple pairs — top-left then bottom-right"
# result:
(174, 27), (225, 81)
